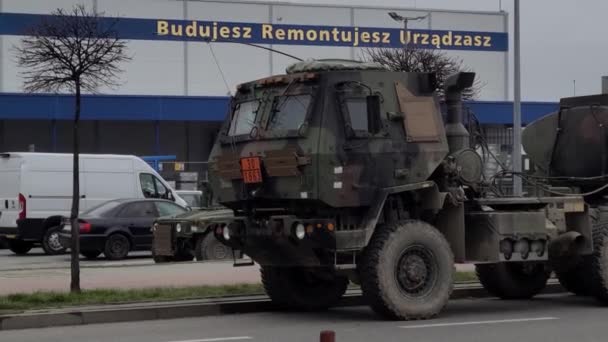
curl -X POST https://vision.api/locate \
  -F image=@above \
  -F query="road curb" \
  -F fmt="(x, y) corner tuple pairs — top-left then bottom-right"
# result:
(0, 283), (565, 331)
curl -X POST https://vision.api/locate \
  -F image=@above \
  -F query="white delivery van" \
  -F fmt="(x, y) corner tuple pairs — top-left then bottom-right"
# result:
(0, 152), (187, 255)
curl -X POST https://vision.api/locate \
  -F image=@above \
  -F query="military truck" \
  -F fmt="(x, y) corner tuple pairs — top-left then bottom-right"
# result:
(199, 59), (608, 320)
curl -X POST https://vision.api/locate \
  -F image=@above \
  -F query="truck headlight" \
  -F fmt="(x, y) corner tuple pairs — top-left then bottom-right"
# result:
(222, 225), (231, 241)
(176, 224), (182, 233)
(294, 223), (306, 240)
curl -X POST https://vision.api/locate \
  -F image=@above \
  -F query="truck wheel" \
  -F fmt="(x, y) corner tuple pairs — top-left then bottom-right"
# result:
(587, 206), (608, 302)
(104, 234), (130, 260)
(195, 233), (230, 261)
(8, 239), (33, 255)
(260, 266), (349, 311)
(553, 255), (592, 296)
(475, 262), (550, 299)
(358, 220), (454, 320)
(81, 250), (102, 260)
(42, 226), (67, 255)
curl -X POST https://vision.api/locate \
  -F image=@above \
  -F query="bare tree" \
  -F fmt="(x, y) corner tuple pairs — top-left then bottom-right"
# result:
(362, 46), (483, 101)
(15, 5), (130, 292)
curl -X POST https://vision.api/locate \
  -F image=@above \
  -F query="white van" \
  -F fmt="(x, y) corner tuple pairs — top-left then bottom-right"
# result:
(0, 152), (187, 255)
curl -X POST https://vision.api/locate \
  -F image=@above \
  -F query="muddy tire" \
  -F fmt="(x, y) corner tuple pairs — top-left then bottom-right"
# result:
(588, 206), (608, 303)
(358, 220), (454, 320)
(260, 266), (349, 311)
(8, 239), (33, 255)
(476, 262), (550, 299)
(553, 255), (592, 296)
(104, 234), (130, 260)
(42, 226), (67, 255)
(195, 233), (230, 261)
(81, 250), (102, 260)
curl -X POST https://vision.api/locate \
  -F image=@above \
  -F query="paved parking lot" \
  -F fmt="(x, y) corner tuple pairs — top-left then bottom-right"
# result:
(0, 248), (261, 295)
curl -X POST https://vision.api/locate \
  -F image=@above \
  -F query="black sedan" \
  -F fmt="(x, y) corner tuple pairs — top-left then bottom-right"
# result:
(60, 199), (188, 260)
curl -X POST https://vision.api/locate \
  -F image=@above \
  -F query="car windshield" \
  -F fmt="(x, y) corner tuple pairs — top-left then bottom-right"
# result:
(180, 194), (202, 208)
(267, 94), (311, 131)
(82, 201), (123, 217)
(228, 100), (259, 136)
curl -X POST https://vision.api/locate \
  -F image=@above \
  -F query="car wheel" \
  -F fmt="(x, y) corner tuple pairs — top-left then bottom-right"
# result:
(104, 234), (131, 260)
(42, 226), (67, 255)
(81, 250), (102, 260)
(8, 239), (33, 255)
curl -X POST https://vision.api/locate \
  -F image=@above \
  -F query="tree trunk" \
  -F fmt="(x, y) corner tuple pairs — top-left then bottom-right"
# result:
(70, 80), (81, 293)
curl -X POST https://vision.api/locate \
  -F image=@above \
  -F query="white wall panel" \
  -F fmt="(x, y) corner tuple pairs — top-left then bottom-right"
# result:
(2, 35), (24, 92)
(187, 1), (268, 22)
(270, 5), (353, 74)
(3, 0), (93, 14)
(430, 12), (505, 31)
(354, 9), (432, 30)
(186, 1), (270, 96)
(97, 0), (182, 19)
(272, 5), (351, 26)
(109, 40), (184, 95)
(444, 50), (506, 100)
(187, 42), (270, 96)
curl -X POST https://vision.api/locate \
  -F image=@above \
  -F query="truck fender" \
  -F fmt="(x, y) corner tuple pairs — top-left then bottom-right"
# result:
(360, 181), (448, 246)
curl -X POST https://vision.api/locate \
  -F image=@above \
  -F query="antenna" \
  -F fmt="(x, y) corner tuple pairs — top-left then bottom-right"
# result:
(202, 39), (303, 61)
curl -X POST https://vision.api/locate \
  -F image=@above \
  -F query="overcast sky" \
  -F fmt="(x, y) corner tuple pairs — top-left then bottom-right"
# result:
(257, 0), (608, 102)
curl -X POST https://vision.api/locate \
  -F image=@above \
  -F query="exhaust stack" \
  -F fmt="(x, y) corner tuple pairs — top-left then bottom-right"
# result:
(444, 72), (475, 153)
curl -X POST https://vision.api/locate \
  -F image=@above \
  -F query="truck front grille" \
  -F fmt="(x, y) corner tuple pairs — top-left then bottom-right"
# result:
(153, 225), (173, 256)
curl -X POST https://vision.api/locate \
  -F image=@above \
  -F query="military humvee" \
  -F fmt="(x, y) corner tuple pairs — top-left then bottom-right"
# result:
(152, 182), (233, 262)
(200, 59), (608, 319)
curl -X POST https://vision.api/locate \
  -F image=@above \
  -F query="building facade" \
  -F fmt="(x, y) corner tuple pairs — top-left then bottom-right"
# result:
(0, 0), (555, 176)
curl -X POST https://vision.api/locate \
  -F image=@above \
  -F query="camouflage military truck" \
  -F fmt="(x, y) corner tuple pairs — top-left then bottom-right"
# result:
(197, 59), (608, 320)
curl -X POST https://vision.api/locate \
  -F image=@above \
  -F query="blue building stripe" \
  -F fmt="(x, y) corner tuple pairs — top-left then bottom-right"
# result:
(0, 92), (557, 125)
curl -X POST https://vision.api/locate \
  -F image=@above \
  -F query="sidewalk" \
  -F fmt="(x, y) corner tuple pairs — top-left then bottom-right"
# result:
(0, 261), (261, 295)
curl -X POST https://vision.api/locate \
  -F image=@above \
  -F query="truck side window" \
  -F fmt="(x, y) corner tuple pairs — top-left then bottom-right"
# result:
(346, 98), (368, 131)
(343, 95), (382, 136)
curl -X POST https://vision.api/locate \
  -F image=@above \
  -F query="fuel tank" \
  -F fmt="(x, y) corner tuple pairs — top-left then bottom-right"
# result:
(523, 94), (608, 179)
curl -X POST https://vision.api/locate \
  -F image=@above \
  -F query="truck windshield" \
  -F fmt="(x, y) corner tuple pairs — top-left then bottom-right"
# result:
(267, 94), (311, 131)
(228, 100), (259, 136)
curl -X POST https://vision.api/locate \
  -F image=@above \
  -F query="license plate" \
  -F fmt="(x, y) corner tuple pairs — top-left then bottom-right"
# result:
(240, 157), (262, 184)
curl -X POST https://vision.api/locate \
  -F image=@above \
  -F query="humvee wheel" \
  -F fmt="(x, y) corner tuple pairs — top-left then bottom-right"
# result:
(475, 262), (550, 299)
(358, 220), (454, 320)
(196, 233), (230, 261)
(260, 266), (348, 311)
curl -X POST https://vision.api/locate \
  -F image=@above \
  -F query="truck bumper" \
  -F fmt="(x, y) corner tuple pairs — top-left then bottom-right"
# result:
(216, 215), (337, 267)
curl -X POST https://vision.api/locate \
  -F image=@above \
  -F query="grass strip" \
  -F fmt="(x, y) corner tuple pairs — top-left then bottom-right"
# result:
(0, 271), (477, 313)
(0, 283), (264, 313)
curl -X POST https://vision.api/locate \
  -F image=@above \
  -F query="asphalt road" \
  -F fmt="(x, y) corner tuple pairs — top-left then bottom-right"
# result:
(2, 293), (606, 342)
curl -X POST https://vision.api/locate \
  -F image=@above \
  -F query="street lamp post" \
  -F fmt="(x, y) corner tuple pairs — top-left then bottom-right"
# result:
(513, 0), (522, 196)
(388, 11), (429, 43)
